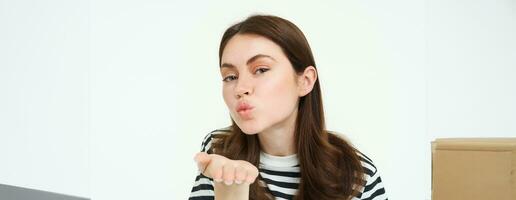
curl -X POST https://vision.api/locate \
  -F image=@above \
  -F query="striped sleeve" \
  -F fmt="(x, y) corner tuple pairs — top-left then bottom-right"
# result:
(355, 151), (388, 200)
(188, 131), (216, 200)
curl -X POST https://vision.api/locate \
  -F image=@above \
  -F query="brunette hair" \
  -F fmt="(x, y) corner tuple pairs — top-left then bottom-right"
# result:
(211, 15), (365, 200)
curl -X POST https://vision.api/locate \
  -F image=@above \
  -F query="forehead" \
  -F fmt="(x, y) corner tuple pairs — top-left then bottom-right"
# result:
(221, 34), (286, 66)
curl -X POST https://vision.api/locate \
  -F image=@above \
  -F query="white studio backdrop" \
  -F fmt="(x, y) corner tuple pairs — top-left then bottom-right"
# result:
(0, 0), (514, 200)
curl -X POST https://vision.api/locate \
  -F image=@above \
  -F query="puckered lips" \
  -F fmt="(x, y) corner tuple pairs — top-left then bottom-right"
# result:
(236, 102), (254, 120)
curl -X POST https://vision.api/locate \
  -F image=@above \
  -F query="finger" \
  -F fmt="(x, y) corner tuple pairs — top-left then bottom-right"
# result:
(234, 164), (247, 184)
(245, 165), (259, 184)
(194, 152), (211, 173)
(194, 152), (210, 166)
(209, 158), (224, 182)
(222, 163), (236, 185)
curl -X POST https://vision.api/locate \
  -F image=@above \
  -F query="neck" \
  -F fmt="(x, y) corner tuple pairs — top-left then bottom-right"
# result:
(257, 108), (297, 156)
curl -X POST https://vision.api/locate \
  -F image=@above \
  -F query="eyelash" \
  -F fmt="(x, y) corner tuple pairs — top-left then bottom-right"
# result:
(222, 67), (269, 82)
(222, 75), (237, 82)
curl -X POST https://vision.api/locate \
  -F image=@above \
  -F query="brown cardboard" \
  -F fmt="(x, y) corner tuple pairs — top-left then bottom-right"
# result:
(432, 138), (516, 200)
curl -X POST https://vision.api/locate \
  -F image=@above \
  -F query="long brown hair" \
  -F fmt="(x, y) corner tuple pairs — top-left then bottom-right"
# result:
(211, 15), (365, 200)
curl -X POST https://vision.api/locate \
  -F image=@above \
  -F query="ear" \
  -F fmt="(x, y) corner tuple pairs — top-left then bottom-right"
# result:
(297, 66), (318, 97)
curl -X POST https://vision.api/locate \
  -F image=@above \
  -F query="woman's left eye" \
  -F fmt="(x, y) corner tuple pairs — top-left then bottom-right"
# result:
(255, 68), (269, 74)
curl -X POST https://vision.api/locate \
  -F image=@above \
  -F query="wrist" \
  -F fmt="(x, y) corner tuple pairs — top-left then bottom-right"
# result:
(213, 181), (250, 200)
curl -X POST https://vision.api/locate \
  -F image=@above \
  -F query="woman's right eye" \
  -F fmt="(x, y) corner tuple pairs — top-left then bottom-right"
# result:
(223, 75), (237, 82)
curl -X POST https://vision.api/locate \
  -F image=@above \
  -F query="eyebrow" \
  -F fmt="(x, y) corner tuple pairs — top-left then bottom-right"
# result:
(220, 54), (276, 69)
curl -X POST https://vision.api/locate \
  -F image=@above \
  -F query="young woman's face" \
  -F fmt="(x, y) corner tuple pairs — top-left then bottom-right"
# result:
(220, 34), (302, 134)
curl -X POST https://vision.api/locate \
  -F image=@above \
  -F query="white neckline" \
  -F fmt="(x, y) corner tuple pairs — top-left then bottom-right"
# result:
(259, 151), (299, 167)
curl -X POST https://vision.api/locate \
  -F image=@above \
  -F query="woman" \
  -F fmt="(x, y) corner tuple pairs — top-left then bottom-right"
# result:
(189, 15), (387, 200)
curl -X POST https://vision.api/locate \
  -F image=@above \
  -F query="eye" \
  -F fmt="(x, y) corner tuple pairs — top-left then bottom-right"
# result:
(255, 67), (269, 74)
(222, 75), (237, 82)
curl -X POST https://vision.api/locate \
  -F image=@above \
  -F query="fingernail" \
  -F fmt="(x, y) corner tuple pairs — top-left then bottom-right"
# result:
(214, 178), (222, 182)
(235, 180), (242, 184)
(224, 180), (233, 185)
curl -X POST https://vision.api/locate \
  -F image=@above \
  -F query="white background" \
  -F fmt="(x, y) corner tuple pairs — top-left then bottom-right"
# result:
(1, 0), (515, 199)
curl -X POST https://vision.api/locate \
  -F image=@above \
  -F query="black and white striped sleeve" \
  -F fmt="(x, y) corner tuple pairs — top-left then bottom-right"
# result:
(188, 132), (215, 200)
(355, 152), (388, 200)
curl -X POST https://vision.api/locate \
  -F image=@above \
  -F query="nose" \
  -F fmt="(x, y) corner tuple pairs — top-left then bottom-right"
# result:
(236, 91), (249, 98)
(234, 75), (253, 99)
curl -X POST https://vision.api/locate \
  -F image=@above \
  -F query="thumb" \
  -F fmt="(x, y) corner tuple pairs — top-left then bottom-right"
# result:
(194, 152), (211, 173)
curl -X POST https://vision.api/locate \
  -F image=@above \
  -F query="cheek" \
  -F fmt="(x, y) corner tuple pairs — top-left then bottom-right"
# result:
(222, 86), (233, 107)
(259, 73), (299, 114)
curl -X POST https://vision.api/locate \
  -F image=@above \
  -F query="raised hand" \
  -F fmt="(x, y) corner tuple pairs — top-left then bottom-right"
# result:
(194, 152), (259, 185)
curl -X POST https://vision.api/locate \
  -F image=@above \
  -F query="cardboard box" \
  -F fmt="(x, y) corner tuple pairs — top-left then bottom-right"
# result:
(432, 138), (516, 200)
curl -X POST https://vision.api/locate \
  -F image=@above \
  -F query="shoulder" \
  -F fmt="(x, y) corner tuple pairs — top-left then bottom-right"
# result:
(327, 131), (378, 175)
(327, 131), (379, 177)
(327, 131), (387, 199)
(198, 126), (232, 153)
(356, 151), (387, 199)
(356, 150), (378, 179)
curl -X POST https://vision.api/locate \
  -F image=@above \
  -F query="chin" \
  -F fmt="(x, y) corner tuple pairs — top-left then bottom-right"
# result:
(239, 126), (261, 135)
(235, 121), (262, 135)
